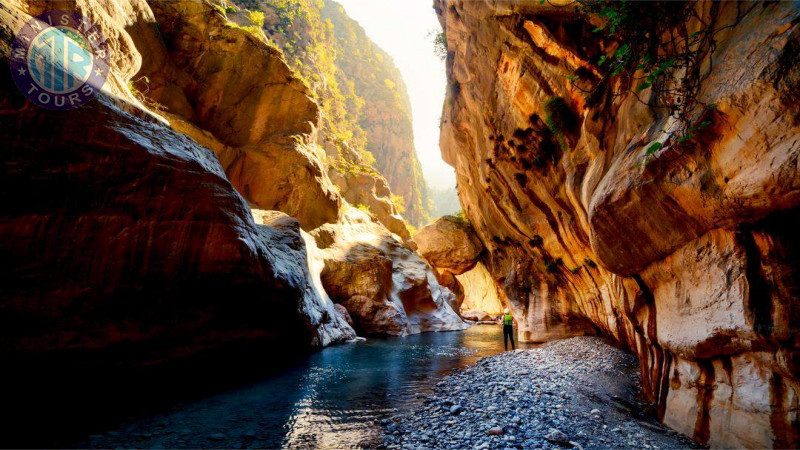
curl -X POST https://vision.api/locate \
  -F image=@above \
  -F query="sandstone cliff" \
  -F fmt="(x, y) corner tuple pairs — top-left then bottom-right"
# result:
(0, 0), (463, 367)
(321, 0), (431, 227)
(0, 0), (355, 359)
(437, 1), (800, 447)
(234, 0), (431, 227)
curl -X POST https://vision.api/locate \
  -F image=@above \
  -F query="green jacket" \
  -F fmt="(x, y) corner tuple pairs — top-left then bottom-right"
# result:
(503, 314), (513, 326)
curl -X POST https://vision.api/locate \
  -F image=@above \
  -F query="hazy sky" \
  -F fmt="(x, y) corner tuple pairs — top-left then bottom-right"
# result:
(336, 0), (456, 191)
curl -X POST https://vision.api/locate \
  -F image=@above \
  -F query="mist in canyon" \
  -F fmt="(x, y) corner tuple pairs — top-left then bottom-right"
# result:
(0, 0), (798, 449)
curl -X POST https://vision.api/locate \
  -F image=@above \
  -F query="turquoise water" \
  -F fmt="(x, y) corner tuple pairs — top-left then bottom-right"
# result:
(77, 325), (534, 449)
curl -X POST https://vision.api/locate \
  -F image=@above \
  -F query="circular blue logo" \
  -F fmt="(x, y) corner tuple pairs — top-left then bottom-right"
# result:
(10, 10), (110, 110)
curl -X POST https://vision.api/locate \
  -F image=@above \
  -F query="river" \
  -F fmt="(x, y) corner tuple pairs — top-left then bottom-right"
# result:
(69, 324), (535, 448)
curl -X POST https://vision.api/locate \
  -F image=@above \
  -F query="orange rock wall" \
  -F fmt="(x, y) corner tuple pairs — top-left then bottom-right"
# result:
(436, 1), (800, 447)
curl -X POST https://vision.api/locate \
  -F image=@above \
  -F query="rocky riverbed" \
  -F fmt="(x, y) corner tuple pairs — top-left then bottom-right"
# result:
(381, 337), (701, 449)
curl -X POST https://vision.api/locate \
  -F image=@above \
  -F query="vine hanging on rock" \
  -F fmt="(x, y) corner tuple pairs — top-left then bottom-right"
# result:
(563, 0), (756, 164)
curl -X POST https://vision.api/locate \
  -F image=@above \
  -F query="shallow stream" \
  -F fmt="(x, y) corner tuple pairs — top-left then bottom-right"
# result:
(75, 325), (535, 448)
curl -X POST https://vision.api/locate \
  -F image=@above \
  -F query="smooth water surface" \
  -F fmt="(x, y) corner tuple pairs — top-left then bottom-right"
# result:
(79, 325), (535, 449)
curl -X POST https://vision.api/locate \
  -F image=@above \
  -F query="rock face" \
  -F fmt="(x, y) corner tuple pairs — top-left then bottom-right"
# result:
(0, 0), (358, 361)
(415, 215), (496, 314)
(456, 263), (504, 317)
(437, 0), (800, 447)
(314, 208), (467, 336)
(414, 216), (484, 275)
(246, 0), (431, 227)
(139, 0), (340, 230)
(321, 0), (431, 227)
(0, 75), (354, 361)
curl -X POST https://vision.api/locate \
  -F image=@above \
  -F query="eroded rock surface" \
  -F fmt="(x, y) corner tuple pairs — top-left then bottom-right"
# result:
(0, 0), (358, 359)
(437, 0), (800, 447)
(414, 216), (484, 275)
(314, 208), (467, 336)
(457, 262), (504, 317)
(139, 0), (340, 230)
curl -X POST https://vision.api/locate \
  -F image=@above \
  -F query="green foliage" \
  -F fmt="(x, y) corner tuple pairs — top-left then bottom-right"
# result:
(390, 193), (406, 214)
(355, 203), (373, 215)
(224, 21), (268, 43)
(406, 224), (418, 237)
(225, 5), (238, 14)
(430, 30), (447, 61)
(331, 157), (380, 178)
(567, 0), (753, 163)
(445, 210), (471, 227)
(243, 0), (430, 225)
(645, 141), (663, 156)
(247, 9), (265, 27)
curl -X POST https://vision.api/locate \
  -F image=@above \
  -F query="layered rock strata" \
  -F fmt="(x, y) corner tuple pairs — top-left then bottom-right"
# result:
(436, 0), (800, 447)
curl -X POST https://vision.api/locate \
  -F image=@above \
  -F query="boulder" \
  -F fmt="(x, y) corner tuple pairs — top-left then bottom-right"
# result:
(413, 216), (483, 275)
(313, 208), (467, 336)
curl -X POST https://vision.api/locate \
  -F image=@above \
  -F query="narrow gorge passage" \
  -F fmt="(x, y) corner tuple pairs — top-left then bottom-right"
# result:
(1, 0), (798, 449)
(68, 326), (533, 449)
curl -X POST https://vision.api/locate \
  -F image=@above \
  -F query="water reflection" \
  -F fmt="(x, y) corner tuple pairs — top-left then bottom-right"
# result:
(82, 325), (536, 449)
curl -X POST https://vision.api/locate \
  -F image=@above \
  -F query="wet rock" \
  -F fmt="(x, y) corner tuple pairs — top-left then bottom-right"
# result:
(544, 428), (569, 445)
(382, 337), (700, 449)
(487, 426), (504, 436)
(315, 208), (467, 336)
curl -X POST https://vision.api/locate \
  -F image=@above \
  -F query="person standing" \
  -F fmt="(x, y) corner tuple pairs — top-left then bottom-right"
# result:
(502, 308), (515, 351)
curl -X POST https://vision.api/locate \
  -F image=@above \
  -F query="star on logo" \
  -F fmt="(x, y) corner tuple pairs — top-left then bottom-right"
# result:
(17, 67), (26, 76)
(94, 67), (103, 77)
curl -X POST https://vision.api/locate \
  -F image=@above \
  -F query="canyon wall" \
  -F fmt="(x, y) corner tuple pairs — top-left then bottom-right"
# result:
(235, 0), (431, 227)
(322, 0), (431, 227)
(0, 0), (356, 359)
(0, 0), (463, 367)
(436, 0), (799, 447)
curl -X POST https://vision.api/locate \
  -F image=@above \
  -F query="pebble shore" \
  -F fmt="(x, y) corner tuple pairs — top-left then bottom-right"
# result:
(381, 336), (701, 449)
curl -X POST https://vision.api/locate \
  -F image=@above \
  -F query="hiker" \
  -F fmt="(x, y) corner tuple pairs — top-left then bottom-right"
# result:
(502, 308), (515, 351)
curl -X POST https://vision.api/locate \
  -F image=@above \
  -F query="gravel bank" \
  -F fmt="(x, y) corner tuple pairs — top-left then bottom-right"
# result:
(381, 336), (700, 449)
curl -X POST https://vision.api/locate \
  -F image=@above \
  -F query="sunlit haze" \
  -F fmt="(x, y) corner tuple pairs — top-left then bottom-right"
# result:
(336, 0), (456, 191)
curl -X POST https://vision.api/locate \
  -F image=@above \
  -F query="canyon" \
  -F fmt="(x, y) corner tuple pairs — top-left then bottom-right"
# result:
(0, 0), (798, 448)
(435, 0), (800, 448)
(0, 0), (463, 366)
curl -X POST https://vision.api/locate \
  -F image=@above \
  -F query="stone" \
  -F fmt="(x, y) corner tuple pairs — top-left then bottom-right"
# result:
(414, 216), (484, 275)
(487, 427), (504, 436)
(315, 208), (467, 336)
(544, 428), (569, 445)
(456, 263), (505, 316)
(450, 405), (464, 415)
(141, 0), (341, 230)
